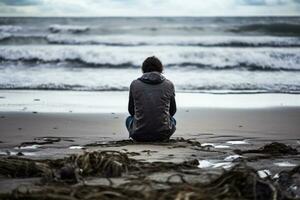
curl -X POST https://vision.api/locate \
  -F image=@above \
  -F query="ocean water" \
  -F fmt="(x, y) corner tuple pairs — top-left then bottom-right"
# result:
(0, 17), (300, 94)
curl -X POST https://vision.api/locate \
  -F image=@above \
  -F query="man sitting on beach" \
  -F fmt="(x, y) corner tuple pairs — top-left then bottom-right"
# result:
(126, 56), (177, 142)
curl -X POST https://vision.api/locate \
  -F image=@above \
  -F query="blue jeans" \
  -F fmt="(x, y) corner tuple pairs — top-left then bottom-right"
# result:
(125, 116), (176, 141)
(125, 116), (134, 133)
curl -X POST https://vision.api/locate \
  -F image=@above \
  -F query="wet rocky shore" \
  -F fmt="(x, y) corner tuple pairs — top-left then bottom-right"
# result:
(0, 138), (299, 200)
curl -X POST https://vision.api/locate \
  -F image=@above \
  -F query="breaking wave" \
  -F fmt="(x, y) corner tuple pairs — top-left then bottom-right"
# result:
(0, 25), (22, 33)
(230, 23), (300, 35)
(1, 84), (299, 94)
(46, 35), (300, 47)
(1, 61), (300, 94)
(1, 17), (300, 94)
(0, 46), (299, 71)
(48, 24), (90, 34)
(1, 34), (300, 48)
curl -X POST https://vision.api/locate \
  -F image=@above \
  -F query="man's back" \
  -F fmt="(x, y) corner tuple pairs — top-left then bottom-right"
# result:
(128, 71), (176, 141)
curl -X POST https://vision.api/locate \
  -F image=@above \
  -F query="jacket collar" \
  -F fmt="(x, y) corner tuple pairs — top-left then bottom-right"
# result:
(138, 71), (166, 85)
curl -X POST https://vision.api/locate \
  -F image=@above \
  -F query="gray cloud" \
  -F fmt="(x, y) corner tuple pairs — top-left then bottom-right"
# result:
(236, 0), (289, 5)
(237, 0), (267, 5)
(0, 0), (299, 16)
(0, 0), (41, 6)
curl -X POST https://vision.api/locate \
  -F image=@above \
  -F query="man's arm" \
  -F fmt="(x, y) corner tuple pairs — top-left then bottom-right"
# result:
(169, 83), (176, 116)
(128, 89), (135, 116)
(170, 96), (177, 116)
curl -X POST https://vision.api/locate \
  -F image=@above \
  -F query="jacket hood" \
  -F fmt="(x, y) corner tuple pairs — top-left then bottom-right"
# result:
(138, 72), (166, 85)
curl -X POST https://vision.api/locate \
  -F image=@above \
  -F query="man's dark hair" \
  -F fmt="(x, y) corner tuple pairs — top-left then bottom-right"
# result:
(142, 56), (163, 73)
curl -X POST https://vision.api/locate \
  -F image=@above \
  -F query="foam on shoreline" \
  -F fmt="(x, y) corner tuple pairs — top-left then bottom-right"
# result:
(0, 90), (299, 113)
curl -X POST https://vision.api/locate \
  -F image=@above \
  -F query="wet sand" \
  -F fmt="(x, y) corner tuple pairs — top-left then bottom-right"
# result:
(0, 106), (299, 171)
(0, 106), (300, 147)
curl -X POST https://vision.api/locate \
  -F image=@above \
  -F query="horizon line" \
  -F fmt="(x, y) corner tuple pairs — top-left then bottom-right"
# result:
(0, 15), (300, 18)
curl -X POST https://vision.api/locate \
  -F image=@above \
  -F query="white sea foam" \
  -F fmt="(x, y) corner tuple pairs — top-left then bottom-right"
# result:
(273, 173), (279, 179)
(19, 152), (37, 156)
(2, 33), (299, 47)
(0, 32), (11, 40)
(201, 143), (231, 149)
(226, 141), (250, 145)
(49, 24), (89, 33)
(0, 40), (300, 94)
(201, 143), (215, 147)
(274, 162), (298, 167)
(0, 17), (299, 95)
(0, 150), (36, 156)
(212, 162), (233, 169)
(0, 45), (299, 94)
(257, 169), (271, 178)
(1, 62), (300, 93)
(0, 150), (10, 155)
(224, 155), (243, 162)
(0, 25), (22, 33)
(198, 160), (234, 169)
(69, 146), (84, 149)
(214, 145), (231, 149)
(0, 45), (299, 71)
(198, 160), (214, 168)
(15, 144), (41, 150)
(45, 35), (300, 47)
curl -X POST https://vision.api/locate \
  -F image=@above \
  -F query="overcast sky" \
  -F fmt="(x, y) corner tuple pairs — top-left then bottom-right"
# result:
(0, 0), (299, 16)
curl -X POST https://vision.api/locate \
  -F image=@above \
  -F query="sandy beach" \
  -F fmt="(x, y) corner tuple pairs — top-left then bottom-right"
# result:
(1, 106), (300, 147)
(1, 90), (300, 147)
(0, 90), (300, 198)
(0, 13), (300, 199)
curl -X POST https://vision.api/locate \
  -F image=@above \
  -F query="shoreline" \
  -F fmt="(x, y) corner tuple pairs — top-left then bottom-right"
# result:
(0, 106), (299, 152)
(1, 90), (300, 113)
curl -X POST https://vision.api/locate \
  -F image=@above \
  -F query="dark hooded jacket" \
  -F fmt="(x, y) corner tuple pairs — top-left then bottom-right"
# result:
(128, 72), (176, 141)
